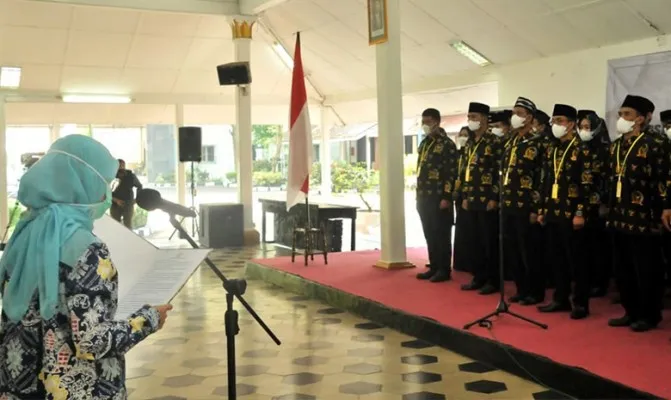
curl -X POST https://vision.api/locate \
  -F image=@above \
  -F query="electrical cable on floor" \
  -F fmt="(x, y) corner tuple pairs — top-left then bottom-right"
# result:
(479, 319), (575, 399)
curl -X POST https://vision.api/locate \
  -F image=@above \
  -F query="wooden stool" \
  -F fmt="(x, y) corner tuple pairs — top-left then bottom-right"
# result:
(291, 226), (328, 266)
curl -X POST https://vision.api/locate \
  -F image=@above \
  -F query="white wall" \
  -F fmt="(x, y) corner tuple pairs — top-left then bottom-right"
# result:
(198, 125), (235, 179)
(496, 34), (671, 115)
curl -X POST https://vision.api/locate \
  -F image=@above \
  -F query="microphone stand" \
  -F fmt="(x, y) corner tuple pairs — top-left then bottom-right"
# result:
(463, 170), (548, 330)
(168, 214), (281, 399)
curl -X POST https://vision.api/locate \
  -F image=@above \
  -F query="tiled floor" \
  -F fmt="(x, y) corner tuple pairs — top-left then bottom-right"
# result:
(125, 246), (564, 400)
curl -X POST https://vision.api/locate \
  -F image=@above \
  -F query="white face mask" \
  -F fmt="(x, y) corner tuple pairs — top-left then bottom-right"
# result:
(491, 127), (504, 137)
(467, 120), (481, 131)
(456, 136), (468, 147)
(510, 114), (526, 129)
(552, 124), (568, 139)
(422, 124), (432, 134)
(616, 117), (635, 135)
(665, 127), (671, 140)
(579, 129), (594, 142)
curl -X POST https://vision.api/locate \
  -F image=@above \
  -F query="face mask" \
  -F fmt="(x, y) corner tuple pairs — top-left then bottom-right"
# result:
(491, 127), (504, 137)
(616, 117), (635, 135)
(467, 120), (481, 131)
(552, 124), (568, 139)
(456, 136), (468, 147)
(510, 114), (526, 129)
(422, 124), (432, 134)
(579, 129), (594, 141)
(665, 127), (671, 140)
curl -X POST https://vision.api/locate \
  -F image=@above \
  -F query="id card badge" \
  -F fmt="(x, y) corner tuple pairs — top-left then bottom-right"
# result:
(465, 168), (471, 182)
(616, 179), (622, 199)
(455, 179), (462, 191)
(551, 183), (559, 200)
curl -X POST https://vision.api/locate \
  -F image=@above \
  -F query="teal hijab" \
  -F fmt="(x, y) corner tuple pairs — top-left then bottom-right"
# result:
(0, 135), (118, 321)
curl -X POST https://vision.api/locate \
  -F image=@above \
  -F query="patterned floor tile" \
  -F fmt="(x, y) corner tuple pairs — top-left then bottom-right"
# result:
(126, 246), (551, 399)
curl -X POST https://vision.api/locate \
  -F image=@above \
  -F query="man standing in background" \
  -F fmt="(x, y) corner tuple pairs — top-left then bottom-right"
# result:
(111, 159), (143, 229)
(415, 108), (458, 283)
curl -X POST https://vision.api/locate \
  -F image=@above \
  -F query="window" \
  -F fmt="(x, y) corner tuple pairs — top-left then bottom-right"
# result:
(202, 145), (216, 163)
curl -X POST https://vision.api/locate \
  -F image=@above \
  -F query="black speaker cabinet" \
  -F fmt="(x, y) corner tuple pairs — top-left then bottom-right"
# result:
(217, 62), (251, 86)
(178, 126), (202, 162)
(199, 203), (244, 248)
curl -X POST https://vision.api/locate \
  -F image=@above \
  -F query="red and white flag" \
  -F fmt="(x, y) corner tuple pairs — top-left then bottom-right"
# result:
(286, 32), (312, 211)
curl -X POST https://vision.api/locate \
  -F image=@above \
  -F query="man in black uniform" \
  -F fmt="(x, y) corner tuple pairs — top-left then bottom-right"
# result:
(111, 159), (143, 229)
(537, 104), (596, 319)
(453, 126), (472, 273)
(606, 95), (670, 332)
(415, 108), (458, 283)
(460, 102), (503, 294)
(661, 109), (671, 289)
(501, 97), (545, 305)
(490, 110), (512, 143)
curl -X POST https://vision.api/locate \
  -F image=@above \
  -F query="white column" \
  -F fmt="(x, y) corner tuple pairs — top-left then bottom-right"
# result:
(365, 135), (371, 172)
(374, 0), (412, 269)
(0, 97), (7, 233)
(230, 16), (258, 243)
(175, 104), (186, 206)
(320, 106), (332, 196)
(49, 124), (60, 143)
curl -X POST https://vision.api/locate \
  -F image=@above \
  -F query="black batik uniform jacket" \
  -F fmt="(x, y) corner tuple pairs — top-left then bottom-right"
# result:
(455, 146), (467, 202)
(538, 135), (597, 223)
(501, 132), (544, 215)
(605, 132), (671, 234)
(416, 130), (459, 207)
(461, 133), (503, 211)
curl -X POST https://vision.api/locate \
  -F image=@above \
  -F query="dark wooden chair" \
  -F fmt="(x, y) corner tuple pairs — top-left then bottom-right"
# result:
(291, 225), (328, 266)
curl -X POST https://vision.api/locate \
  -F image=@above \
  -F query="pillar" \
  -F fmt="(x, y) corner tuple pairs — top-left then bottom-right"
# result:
(49, 124), (60, 143)
(175, 104), (186, 207)
(373, 0), (413, 269)
(230, 16), (259, 244)
(320, 106), (332, 196)
(365, 135), (371, 171)
(0, 96), (7, 233)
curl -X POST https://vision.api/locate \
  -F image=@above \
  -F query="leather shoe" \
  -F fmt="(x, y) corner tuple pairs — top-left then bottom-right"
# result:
(537, 302), (571, 313)
(478, 284), (498, 295)
(570, 307), (589, 320)
(461, 281), (484, 291)
(519, 297), (543, 306)
(416, 269), (435, 280)
(630, 320), (654, 332)
(608, 315), (631, 327)
(430, 271), (451, 283)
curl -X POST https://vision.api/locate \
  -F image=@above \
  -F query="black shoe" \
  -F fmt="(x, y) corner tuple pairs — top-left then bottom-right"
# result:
(608, 315), (632, 327)
(478, 284), (499, 295)
(508, 294), (524, 303)
(461, 281), (485, 291)
(537, 302), (571, 313)
(630, 320), (654, 332)
(520, 296), (543, 306)
(570, 306), (589, 320)
(425, 263), (432, 269)
(416, 269), (436, 280)
(430, 271), (451, 283)
(590, 287), (607, 298)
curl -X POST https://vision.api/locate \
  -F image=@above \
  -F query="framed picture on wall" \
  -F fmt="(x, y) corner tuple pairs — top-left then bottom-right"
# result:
(368, 0), (388, 45)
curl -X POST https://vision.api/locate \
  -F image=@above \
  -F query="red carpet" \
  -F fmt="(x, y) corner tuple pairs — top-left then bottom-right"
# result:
(253, 248), (671, 398)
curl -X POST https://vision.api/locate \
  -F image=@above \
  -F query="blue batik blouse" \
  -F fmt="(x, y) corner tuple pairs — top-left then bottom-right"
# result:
(0, 242), (160, 399)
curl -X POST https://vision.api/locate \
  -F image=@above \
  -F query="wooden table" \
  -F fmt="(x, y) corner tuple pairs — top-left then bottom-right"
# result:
(259, 198), (358, 252)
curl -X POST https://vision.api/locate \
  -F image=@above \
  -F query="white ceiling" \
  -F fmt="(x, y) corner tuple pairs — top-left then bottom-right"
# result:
(0, 0), (669, 125)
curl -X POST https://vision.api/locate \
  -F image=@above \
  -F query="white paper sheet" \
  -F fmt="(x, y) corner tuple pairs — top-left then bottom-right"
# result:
(93, 215), (211, 318)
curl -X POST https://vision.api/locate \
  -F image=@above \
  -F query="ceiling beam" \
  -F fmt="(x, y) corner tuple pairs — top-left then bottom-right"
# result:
(25, 0), (240, 15)
(239, 0), (289, 15)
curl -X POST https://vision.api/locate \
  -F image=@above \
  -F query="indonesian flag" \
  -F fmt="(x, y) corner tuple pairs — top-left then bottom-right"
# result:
(286, 32), (312, 211)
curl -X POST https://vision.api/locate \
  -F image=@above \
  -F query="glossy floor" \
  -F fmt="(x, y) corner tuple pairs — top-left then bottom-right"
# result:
(125, 246), (567, 400)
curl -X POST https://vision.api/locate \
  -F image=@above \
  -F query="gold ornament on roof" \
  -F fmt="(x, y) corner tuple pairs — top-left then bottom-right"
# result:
(231, 19), (255, 39)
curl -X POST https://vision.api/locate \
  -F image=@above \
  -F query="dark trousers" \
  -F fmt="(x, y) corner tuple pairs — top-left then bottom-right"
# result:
(662, 232), (671, 285)
(465, 209), (499, 286)
(587, 220), (611, 291)
(417, 198), (453, 273)
(453, 204), (470, 272)
(612, 232), (665, 324)
(545, 221), (589, 308)
(110, 202), (134, 229)
(502, 213), (544, 299)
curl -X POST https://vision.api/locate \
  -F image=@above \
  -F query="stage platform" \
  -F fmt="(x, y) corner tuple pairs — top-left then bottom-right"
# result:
(245, 248), (671, 400)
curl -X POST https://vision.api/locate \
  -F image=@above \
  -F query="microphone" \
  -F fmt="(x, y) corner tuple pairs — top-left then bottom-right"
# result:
(136, 188), (196, 218)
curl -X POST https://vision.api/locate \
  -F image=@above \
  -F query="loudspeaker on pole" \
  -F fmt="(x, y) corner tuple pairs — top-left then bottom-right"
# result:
(178, 126), (202, 163)
(217, 62), (252, 86)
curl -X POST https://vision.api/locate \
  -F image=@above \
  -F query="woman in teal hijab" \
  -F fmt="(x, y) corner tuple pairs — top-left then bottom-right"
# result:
(0, 135), (172, 399)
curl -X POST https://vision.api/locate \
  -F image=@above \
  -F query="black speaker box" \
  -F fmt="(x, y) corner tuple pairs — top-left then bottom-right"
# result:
(199, 203), (244, 248)
(217, 62), (251, 86)
(178, 126), (202, 162)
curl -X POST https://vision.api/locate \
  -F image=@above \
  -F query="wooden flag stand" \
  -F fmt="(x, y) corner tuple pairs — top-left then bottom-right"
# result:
(290, 196), (328, 266)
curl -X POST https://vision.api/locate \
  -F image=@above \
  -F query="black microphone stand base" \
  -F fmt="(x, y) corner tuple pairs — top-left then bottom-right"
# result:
(463, 299), (548, 330)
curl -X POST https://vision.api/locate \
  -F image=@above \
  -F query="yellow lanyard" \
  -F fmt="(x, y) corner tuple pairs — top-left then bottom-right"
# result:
(419, 137), (436, 165)
(503, 136), (521, 186)
(550, 136), (577, 199)
(464, 139), (482, 182)
(614, 133), (645, 199)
